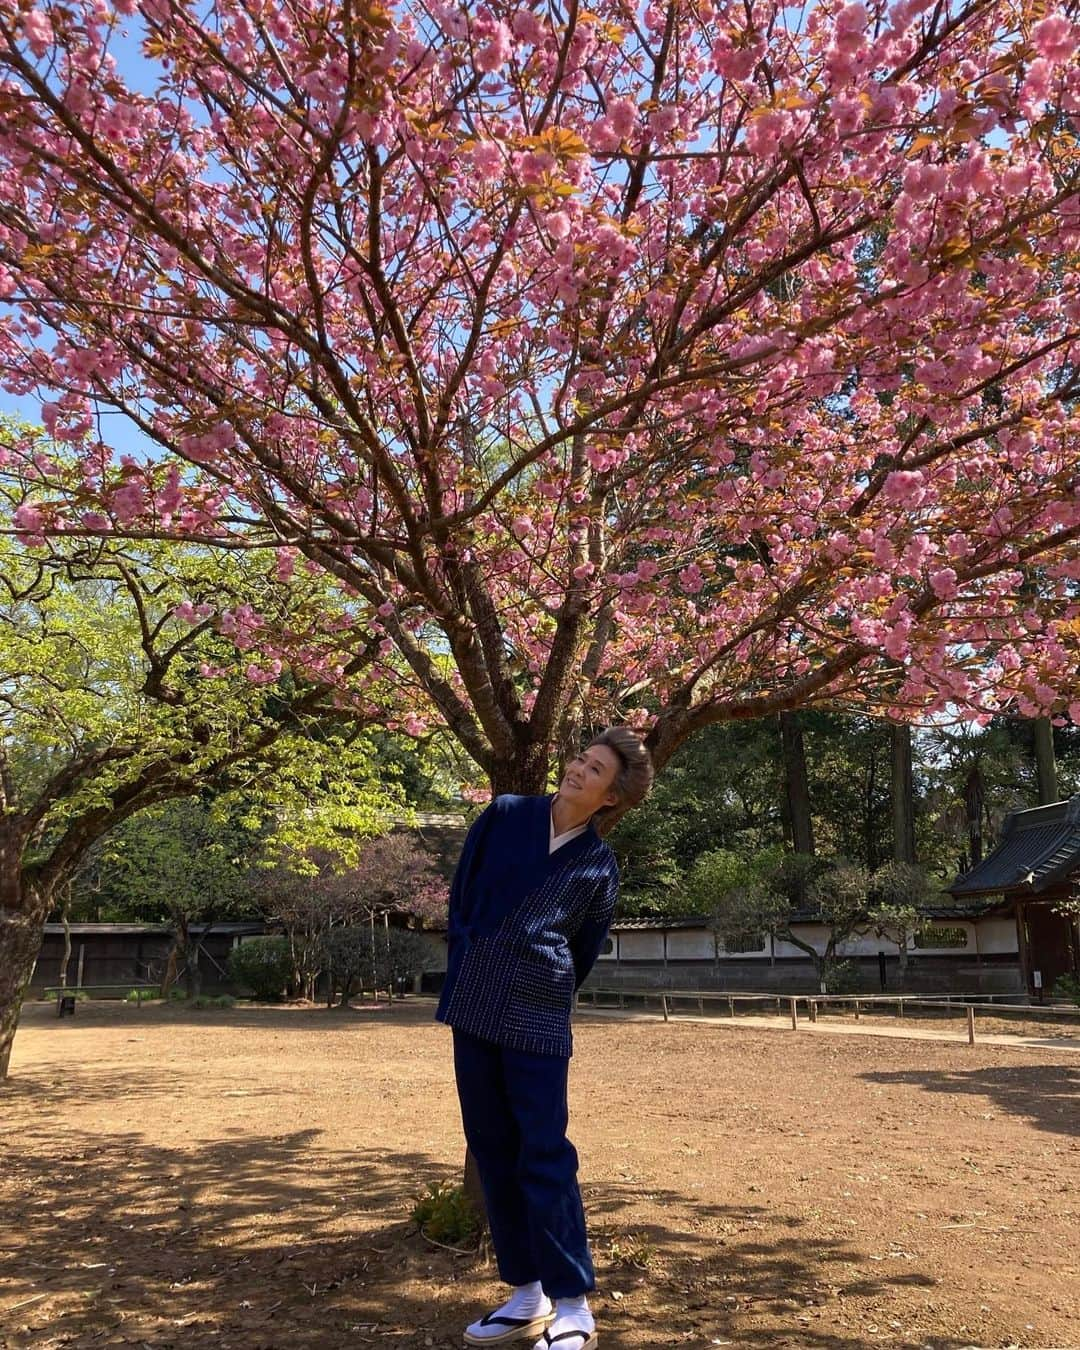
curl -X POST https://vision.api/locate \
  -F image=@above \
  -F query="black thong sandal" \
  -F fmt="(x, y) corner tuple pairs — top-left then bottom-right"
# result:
(541, 1329), (599, 1350)
(462, 1308), (556, 1346)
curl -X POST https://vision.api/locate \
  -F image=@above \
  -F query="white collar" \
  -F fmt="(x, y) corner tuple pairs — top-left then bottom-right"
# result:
(550, 803), (590, 850)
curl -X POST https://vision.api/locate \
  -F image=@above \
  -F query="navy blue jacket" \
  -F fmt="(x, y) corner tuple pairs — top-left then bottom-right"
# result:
(434, 793), (619, 1056)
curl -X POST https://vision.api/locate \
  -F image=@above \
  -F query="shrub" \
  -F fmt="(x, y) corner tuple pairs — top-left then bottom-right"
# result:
(124, 987), (161, 1004)
(228, 936), (292, 1000)
(411, 1181), (480, 1248)
(1049, 973), (1080, 1007)
(190, 994), (235, 1009)
(824, 959), (862, 994)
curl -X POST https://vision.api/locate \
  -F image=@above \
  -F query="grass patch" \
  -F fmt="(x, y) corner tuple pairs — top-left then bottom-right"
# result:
(411, 1180), (480, 1249)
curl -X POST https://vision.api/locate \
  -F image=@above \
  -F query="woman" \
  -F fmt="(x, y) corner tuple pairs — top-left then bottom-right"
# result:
(435, 727), (654, 1350)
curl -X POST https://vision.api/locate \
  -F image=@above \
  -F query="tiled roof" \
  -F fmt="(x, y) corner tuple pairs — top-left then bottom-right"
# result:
(949, 795), (1080, 897)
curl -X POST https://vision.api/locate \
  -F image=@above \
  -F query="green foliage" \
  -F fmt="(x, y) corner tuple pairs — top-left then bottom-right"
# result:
(190, 994), (235, 1009)
(411, 1181), (480, 1248)
(1049, 973), (1080, 1007)
(228, 936), (293, 1000)
(123, 987), (161, 1004)
(75, 797), (262, 926)
(682, 846), (787, 951)
(604, 1231), (656, 1270)
(866, 860), (934, 956)
(823, 960), (862, 994)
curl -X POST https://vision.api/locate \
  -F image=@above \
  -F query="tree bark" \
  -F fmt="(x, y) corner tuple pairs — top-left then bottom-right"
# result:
(890, 722), (916, 863)
(0, 821), (49, 1081)
(779, 711), (814, 856)
(963, 764), (985, 868)
(60, 892), (73, 989)
(1033, 717), (1058, 805)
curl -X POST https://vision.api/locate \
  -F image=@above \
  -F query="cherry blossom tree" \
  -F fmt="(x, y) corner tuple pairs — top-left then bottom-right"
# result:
(1, 0), (1079, 802)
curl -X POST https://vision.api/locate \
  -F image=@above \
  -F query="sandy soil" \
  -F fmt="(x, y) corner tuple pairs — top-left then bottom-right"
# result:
(1, 998), (1077, 1350)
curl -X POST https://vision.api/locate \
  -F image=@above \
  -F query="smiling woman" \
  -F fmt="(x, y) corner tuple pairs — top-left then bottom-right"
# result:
(435, 727), (653, 1350)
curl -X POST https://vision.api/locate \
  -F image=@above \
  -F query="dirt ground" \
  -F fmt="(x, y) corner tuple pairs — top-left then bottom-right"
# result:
(1, 999), (1077, 1350)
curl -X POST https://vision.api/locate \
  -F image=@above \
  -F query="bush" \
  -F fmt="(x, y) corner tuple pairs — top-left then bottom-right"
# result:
(824, 960), (862, 994)
(324, 925), (429, 1003)
(1049, 973), (1080, 1007)
(411, 1181), (480, 1248)
(124, 987), (161, 1004)
(228, 936), (292, 1000)
(190, 994), (235, 1009)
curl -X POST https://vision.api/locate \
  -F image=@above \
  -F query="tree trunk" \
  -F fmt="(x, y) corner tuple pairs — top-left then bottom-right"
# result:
(779, 712), (815, 856)
(178, 916), (203, 998)
(864, 744), (878, 872)
(0, 824), (49, 1081)
(60, 894), (73, 989)
(890, 722), (916, 863)
(384, 912), (393, 1005)
(963, 764), (985, 868)
(1033, 717), (1058, 805)
(161, 941), (180, 996)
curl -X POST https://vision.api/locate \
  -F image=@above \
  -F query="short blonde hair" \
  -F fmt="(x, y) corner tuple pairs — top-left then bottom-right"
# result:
(584, 725), (654, 827)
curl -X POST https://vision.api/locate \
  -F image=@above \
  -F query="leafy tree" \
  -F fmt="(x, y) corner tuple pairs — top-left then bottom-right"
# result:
(696, 848), (874, 990)
(75, 796), (261, 995)
(0, 524), (404, 1078)
(228, 936), (293, 1002)
(867, 860), (934, 988)
(324, 926), (431, 1006)
(2, 0), (1079, 815)
(258, 834), (448, 1003)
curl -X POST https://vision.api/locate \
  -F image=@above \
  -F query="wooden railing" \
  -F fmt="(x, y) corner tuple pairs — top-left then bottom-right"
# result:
(574, 987), (1080, 1044)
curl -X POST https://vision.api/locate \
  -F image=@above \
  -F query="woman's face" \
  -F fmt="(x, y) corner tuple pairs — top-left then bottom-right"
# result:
(557, 744), (621, 817)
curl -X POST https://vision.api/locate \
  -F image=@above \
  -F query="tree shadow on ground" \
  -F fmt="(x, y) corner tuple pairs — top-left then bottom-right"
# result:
(0, 1119), (471, 1350)
(1, 1125), (972, 1350)
(861, 1062), (1079, 1138)
(580, 1180), (965, 1350)
(0, 1123), (977, 1350)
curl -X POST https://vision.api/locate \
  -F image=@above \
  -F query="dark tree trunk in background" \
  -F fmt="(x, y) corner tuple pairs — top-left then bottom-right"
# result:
(864, 743), (879, 872)
(963, 764), (985, 868)
(1033, 717), (1058, 805)
(779, 711), (815, 856)
(0, 821), (49, 1081)
(890, 722), (916, 863)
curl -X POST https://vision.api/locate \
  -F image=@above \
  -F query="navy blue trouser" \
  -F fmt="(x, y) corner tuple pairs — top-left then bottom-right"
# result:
(452, 1027), (595, 1298)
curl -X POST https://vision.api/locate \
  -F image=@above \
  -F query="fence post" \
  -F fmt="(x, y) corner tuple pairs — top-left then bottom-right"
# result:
(854, 998), (860, 1020)
(661, 992), (669, 1023)
(728, 994), (734, 1018)
(790, 997), (798, 1030)
(898, 997), (905, 1019)
(809, 998), (818, 1023)
(967, 1005), (976, 1045)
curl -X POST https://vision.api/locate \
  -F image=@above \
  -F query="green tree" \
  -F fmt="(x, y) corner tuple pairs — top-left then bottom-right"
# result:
(76, 797), (262, 996)
(867, 860), (934, 989)
(0, 527), (404, 1078)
